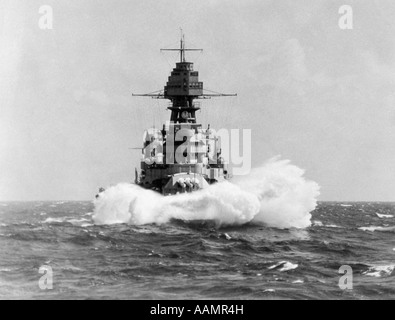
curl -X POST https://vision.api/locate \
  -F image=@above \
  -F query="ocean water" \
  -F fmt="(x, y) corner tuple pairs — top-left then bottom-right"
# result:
(0, 200), (394, 300)
(0, 160), (394, 300)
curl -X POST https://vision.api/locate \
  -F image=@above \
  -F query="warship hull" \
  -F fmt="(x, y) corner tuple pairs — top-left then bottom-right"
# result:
(136, 163), (230, 195)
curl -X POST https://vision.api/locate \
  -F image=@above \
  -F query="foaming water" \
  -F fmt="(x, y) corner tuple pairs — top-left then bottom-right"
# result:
(93, 158), (320, 228)
(359, 226), (395, 233)
(362, 265), (395, 278)
(1, 201), (395, 299)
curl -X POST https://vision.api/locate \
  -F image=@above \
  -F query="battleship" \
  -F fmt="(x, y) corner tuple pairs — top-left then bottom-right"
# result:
(97, 33), (236, 198)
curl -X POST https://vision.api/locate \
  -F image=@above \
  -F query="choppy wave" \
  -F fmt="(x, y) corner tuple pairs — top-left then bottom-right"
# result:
(376, 213), (394, 218)
(268, 261), (299, 272)
(324, 224), (343, 228)
(362, 265), (395, 278)
(43, 217), (64, 224)
(359, 226), (395, 233)
(44, 217), (93, 227)
(292, 280), (304, 284)
(1, 201), (395, 299)
(93, 158), (320, 229)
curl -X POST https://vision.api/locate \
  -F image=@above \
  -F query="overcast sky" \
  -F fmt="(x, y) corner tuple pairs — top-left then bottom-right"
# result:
(1, 0), (395, 201)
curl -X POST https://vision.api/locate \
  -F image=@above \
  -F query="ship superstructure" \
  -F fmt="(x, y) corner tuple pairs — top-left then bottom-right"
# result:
(133, 33), (236, 195)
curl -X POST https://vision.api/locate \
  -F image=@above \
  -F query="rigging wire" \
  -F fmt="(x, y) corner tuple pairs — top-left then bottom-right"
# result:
(160, 40), (180, 67)
(203, 87), (236, 95)
(184, 39), (204, 66)
(228, 94), (235, 128)
(151, 96), (157, 131)
(156, 98), (162, 129)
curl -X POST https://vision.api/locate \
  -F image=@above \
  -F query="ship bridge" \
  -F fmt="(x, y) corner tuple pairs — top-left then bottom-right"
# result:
(164, 62), (203, 97)
(132, 32), (236, 125)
